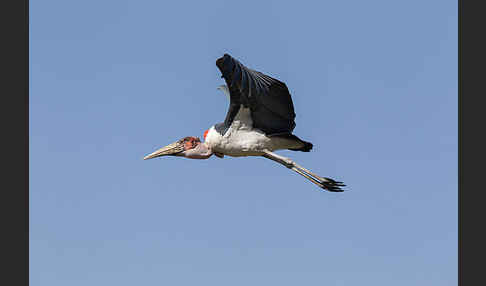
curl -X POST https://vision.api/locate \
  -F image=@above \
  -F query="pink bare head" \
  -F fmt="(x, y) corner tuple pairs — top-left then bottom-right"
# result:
(143, 136), (213, 160)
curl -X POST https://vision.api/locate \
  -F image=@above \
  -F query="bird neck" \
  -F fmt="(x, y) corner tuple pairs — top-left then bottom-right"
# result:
(183, 142), (213, 159)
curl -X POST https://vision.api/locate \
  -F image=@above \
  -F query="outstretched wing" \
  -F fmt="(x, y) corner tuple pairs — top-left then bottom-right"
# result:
(216, 54), (296, 136)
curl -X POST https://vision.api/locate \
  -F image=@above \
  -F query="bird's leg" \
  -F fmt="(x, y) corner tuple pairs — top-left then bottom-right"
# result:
(291, 162), (330, 183)
(262, 150), (345, 192)
(290, 166), (328, 189)
(262, 151), (324, 188)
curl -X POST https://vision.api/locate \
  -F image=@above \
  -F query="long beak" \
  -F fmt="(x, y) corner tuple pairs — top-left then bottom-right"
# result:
(143, 141), (184, 160)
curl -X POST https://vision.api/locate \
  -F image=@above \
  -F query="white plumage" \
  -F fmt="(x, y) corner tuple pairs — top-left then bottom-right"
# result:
(204, 97), (302, 157)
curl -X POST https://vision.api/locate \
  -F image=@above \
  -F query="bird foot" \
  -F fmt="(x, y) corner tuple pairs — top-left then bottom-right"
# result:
(319, 177), (346, 192)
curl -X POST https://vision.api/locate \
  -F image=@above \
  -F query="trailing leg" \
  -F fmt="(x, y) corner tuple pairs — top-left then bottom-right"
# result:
(262, 150), (346, 192)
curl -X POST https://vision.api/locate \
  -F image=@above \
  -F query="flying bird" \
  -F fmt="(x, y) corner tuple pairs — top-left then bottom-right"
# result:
(144, 54), (346, 192)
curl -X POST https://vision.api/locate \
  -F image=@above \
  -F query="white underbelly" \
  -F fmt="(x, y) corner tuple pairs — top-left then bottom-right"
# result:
(204, 106), (300, 157)
(205, 125), (271, 157)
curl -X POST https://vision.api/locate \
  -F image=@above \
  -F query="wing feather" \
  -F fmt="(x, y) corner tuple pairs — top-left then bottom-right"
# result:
(215, 54), (296, 135)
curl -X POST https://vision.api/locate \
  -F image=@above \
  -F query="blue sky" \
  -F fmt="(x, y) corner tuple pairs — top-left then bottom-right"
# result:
(30, 1), (457, 285)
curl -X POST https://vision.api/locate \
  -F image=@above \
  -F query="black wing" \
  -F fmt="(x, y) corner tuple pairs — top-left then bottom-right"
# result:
(216, 54), (296, 136)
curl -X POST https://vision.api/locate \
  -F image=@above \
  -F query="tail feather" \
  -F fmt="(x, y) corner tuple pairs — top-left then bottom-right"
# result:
(297, 140), (313, 152)
(274, 134), (313, 152)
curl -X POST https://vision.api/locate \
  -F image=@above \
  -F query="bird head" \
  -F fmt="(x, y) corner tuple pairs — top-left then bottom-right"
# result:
(143, 136), (213, 160)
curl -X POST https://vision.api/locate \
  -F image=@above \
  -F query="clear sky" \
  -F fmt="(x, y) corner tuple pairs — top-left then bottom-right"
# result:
(30, 1), (457, 285)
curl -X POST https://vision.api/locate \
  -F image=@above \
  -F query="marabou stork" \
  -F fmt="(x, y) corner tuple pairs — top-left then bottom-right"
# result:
(144, 54), (346, 192)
